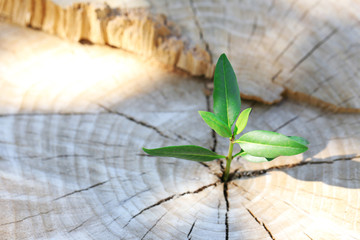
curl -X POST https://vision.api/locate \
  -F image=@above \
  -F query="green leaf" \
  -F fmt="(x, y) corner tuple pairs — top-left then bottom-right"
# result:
(142, 145), (226, 162)
(235, 130), (308, 158)
(232, 149), (245, 158)
(288, 136), (309, 146)
(241, 153), (274, 163)
(213, 53), (241, 127)
(233, 108), (252, 136)
(199, 111), (232, 138)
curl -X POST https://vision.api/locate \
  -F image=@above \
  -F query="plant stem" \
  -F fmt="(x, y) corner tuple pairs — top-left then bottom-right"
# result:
(223, 138), (234, 182)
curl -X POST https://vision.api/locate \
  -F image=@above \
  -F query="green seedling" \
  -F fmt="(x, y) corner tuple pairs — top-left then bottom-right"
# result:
(143, 54), (309, 182)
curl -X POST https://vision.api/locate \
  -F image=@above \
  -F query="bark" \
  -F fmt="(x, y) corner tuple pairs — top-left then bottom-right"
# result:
(0, 22), (360, 239)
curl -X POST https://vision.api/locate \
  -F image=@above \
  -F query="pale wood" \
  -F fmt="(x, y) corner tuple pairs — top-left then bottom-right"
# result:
(0, 0), (214, 78)
(0, 23), (360, 239)
(148, 0), (360, 111)
(1, 0), (360, 111)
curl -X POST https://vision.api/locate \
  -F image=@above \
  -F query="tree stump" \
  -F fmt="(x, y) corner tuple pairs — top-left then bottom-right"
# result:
(0, 22), (360, 239)
(1, 0), (360, 111)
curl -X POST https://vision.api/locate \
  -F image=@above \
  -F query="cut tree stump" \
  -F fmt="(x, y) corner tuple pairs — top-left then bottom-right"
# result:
(1, 0), (360, 111)
(0, 22), (360, 240)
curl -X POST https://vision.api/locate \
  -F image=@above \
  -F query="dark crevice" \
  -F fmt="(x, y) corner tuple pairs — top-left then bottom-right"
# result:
(290, 28), (337, 73)
(246, 209), (275, 240)
(137, 153), (156, 157)
(0, 210), (53, 226)
(204, 83), (220, 173)
(109, 188), (153, 224)
(230, 182), (252, 201)
(273, 115), (298, 131)
(140, 213), (167, 240)
(262, 223), (275, 240)
(217, 200), (221, 224)
(232, 155), (360, 181)
(204, 87), (217, 153)
(309, 75), (335, 95)
(305, 111), (328, 123)
(88, 140), (125, 147)
(53, 180), (109, 201)
(121, 188), (152, 205)
(124, 182), (218, 228)
(271, 69), (283, 82)
(223, 183), (229, 240)
(304, 232), (314, 240)
(298, 0), (321, 22)
(247, 17), (258, 42)
(187, 219), (197, 239)
(189, 0), (211, 59)
(273, 33), (299, 64)
(211, 130), (218, 153)
(172, 131), (192, 143)
(199, 162), (211, 170)
(79, 39), (93, 45)
(68, 219), (90, 233)
(98, 104), (172, 140)
(41, 154), (92, 161)
(246, 208), (260, 223)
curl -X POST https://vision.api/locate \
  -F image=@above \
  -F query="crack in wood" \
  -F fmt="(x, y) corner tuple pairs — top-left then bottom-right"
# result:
(305, 111), (328, 123)
(246, 208), (275, 240)
(87, 140), (125, 147)
(290, 28), (338, 73)
(271, 69), (283, 82)
(187, 219), (197, 239)
(304, 232), (314, 240)
(273, 115), (298, 131)
(140, 212), (167, 240)
(247, 17), (258, 42)
(204, 83), (221, 173)
(121, 188), (152, 205)
(0, 210), (53, 226)
(41, 154), (93, 161)
(109, 188), (153, 225)
(204, 85), (217, 153)
(123, 182), (218, 228)
(268, 0), (299, 51)
(68, 218), (90, 233)
(273, 0), (323, 65)
(53, 180), (109, 201)
(98, 104), (172, 140)
(299, 0), (321, 22)
(172, 131), (192, 143)
(273, 30), (302, 64)
(199, 162), (211, 170)
(232, 155), (360, 180)
(309, 75), (335, 95)
(217, 200), (221, 224)
(223, 182), (229, 240)
(189, 0), (211, 58)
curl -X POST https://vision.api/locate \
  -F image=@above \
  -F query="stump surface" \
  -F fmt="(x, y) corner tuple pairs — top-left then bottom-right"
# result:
(1, 0), (360, 111)
(0, 23), (360, 239)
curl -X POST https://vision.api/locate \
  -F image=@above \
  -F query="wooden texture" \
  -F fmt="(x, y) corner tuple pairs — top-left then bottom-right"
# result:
(1, 0), (360, 111)
(1, 23), (360, 239)
(0, 0), (214, 78)
(148, 0), (360, 110)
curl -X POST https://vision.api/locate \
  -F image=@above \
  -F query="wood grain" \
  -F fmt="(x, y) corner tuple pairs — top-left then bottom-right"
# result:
(149, 0), (360, 111)
(0, 23), (360, 239)
(1, 0), (360, 111)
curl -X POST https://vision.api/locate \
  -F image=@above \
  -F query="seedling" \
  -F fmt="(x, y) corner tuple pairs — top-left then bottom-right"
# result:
(143, 54), (309, 182)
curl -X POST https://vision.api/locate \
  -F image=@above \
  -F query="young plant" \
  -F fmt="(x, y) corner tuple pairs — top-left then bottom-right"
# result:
(143, 54), (309, 182)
